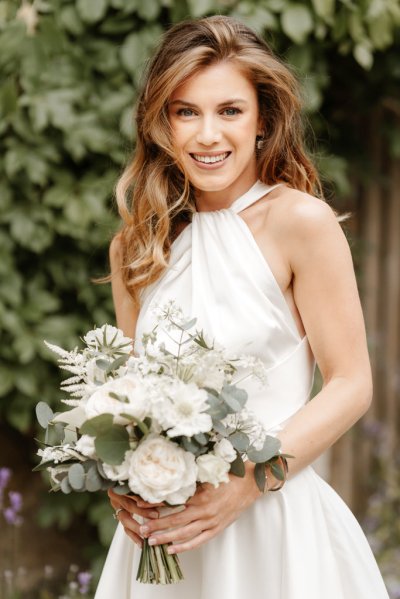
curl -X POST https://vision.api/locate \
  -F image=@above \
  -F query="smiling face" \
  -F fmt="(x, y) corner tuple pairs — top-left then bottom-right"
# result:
(167, 61), (263, 209)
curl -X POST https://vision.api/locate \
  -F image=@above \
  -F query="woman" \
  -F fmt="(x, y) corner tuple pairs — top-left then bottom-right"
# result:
(95, 15), (389, 599)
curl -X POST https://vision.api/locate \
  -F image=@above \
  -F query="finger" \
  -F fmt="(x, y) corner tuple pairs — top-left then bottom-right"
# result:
(122, 526), (143, 549)
(168, 529), (216, 555)
(118, 510), (143, 538)
(111, 496), (160, 519)
(140, 506), (201, 537)
(148, 521), (206, 546)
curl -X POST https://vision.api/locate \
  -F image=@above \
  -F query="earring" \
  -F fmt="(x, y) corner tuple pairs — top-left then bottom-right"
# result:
(256, 135), (265, 150)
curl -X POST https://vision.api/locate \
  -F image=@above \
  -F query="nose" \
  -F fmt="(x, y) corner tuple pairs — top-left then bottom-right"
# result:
(195, 115), (222, 146)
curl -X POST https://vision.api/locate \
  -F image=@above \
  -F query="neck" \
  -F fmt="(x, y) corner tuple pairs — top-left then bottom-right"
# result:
(194, 170), (259, 212)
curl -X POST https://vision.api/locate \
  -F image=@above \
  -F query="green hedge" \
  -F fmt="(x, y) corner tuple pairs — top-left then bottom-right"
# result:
(0, 0), (399, 568)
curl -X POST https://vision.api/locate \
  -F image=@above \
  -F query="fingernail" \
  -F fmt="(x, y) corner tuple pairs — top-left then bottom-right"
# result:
(149, 511), (159, 518)
(148, 537), (157, 546)
(140, 525), (149, 535)
(167, 547), (175, 554)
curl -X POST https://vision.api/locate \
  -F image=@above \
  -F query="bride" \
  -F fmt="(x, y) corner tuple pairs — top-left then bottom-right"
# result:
(95, 14), (389, 599)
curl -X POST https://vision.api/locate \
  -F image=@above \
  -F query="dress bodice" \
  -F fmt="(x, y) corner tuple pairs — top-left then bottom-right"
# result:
(134, 179), (316, 434)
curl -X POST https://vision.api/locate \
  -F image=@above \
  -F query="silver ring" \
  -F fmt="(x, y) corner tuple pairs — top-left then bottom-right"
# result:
(113, 508), (124, 520)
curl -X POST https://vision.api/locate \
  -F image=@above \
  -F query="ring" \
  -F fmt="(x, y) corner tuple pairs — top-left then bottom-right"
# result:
(113, 508), (124, 520)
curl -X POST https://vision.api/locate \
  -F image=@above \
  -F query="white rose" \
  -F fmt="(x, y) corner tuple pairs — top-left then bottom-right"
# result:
(213, 439), (236, 463)
(128, 435), (197, 505)
(102, 450), (133, 482)
(85, 375), (148, 425)
(75, 435), (97, 458)
(196, 454), (230, 487)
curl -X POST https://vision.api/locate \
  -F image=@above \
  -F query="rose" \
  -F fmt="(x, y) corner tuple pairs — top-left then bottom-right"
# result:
(196, 454), (230, 487)
(75, 435), (97, 458)
(84, 375), (148, 425)
(213, 438), (236, 463)
(103, 450), (133, 482)
(128, 435), (198, 504)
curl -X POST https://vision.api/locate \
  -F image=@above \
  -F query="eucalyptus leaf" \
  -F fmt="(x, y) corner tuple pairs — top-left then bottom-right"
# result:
(193, 432), (209, 446)
(211, 420), (229, 437)
(60, 476), (72, 494)
(112, 484), (131, 495)
(36, 402), (54, 429)
(254, 462), (266, 493)
(95, 426), (130, 465)
(229, 431), (250, 452)
(229, 452), (245, 477)
(105, 354), (129, 374)
(247, 436), (281, 463)
(80, 414), (114, 436)
(86, 465), (103, 492)
(68, 463), (86, 491)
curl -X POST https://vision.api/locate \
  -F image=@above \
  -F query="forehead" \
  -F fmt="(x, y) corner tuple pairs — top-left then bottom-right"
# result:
(169, 61), (256, 102)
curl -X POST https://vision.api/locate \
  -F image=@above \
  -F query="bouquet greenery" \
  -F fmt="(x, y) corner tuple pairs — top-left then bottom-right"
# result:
(35, 301), (289, 584)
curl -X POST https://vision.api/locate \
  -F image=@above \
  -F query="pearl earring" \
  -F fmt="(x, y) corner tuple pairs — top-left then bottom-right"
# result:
(256, 135), (265, 150)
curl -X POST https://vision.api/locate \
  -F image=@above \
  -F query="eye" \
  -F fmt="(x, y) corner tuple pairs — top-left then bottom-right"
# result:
(176, 108), (196, 117)
(222, 107), (242, 116)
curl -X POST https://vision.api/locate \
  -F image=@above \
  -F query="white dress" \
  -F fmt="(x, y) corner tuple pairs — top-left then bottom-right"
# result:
(95, 180), (389, 599)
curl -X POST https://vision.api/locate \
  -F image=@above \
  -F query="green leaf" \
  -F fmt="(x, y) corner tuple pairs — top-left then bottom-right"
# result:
(311, 0), (335, 23)
(80, 414), (114, 436)
(229, 452), (245, 477)
(86, 465), (103, 492)
(112, 484), (131, 495)
(60, 476), (72, 494)
(77, 0), (108, 23)
(36, 402), (54, 429)
(353, 42), (373, 70)
(193, 432), (209, 446)
(254, 462), (266, 493)
(68, 463), (86, 491)
(281, 4), (314, 44)
(247, 436), (281, 463)
(229, 431), (250, 452)
(187, 0), (215, 18)
(95, 426), (130, 465)
(137, 0), (161, 20)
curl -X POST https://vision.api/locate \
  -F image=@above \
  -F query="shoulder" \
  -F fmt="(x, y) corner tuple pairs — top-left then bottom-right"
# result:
(264, 186), (350, 274)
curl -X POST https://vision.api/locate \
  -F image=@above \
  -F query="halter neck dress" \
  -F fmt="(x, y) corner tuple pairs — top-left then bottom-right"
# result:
(95, 179), (389, 599)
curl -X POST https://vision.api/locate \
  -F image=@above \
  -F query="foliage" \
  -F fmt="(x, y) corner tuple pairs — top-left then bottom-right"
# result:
(361, 422), (400, 599)
(0, 0), (399, 584)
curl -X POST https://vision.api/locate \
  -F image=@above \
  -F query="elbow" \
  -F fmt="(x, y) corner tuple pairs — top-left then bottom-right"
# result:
(355, 374), (373, 417)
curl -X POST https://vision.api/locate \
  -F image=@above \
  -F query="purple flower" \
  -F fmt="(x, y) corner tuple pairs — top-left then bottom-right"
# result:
(8, 491), (23, 512)
(77, 571), (92, 594)
(0, 468), (11, 489)
(3, 507), (23, 526)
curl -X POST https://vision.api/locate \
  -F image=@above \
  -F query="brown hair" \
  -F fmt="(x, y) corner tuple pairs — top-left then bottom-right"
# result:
(108, 15), (322, 307)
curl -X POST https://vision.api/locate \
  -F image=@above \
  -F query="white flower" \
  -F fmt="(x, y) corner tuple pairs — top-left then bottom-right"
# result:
(84, 375), (148, 425)
(85, 358), (108, 386)
(38, 445), (85, 464)
(213, 439), (236, 463)
(103, 450), (133, 482)
(75, 435), (97, 459)
(83, 325), (132, 352)
(158, 381), (212, 438)
(128, 435), (197, 504)
(223, 408), (266, 450)
(196, 454), (230, 487)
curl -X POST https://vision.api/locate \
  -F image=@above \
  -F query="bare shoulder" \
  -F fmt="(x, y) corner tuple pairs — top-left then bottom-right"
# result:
(269, 187), (345, 255)
(270, 186), (338, 233)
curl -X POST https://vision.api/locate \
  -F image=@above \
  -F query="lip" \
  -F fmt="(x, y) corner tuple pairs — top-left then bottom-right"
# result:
(189, 151), (231, 170)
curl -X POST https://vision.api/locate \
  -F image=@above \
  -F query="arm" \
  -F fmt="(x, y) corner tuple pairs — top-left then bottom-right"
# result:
(138, 194), (373, 554)
(276, 196), (372, 476)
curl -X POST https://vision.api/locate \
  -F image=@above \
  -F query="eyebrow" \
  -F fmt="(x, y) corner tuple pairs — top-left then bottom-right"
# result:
(168, 98), (248, 108)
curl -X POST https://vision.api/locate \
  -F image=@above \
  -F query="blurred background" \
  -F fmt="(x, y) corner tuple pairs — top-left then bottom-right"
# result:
(0, 0), (399, 597)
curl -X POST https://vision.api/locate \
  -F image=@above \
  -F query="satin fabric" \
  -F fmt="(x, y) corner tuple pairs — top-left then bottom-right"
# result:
(95, 180), (389, 598)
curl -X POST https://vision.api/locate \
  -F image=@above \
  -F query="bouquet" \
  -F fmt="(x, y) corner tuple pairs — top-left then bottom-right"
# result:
(34, 300), (290, 584)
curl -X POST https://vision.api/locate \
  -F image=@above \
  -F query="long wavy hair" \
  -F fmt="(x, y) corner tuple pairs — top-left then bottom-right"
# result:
(107, 15), (322, 308)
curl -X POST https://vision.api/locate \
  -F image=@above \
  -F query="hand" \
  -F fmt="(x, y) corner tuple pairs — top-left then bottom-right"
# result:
(136, 461), (276, 555)
(108, 489), (164, 548)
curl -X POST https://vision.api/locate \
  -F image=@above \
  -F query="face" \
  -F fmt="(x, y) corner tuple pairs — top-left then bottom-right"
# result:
(167, 61), (262, 207)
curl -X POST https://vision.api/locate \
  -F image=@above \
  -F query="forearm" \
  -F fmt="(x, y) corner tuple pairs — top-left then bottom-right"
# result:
(276, 375), (372, 479)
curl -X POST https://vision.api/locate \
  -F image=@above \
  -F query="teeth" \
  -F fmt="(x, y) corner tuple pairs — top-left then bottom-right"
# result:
(192, 152), (229, 164)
